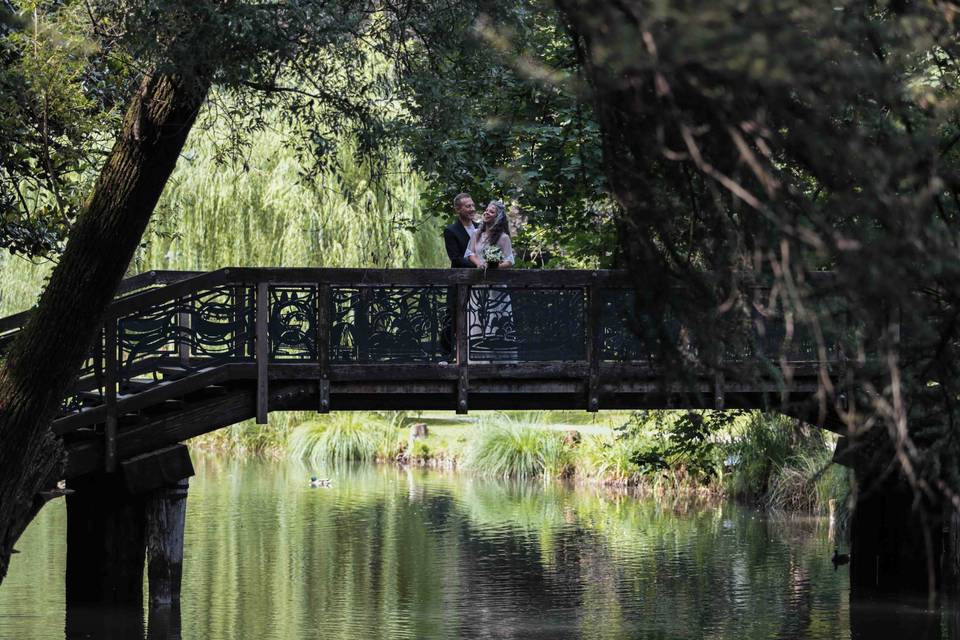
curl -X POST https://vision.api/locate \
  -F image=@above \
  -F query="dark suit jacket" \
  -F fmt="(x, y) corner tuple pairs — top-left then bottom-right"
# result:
(443, 221), (477, 268)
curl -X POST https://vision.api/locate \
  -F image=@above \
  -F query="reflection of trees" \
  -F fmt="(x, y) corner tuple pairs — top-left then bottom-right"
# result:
(454, 484), (851, 639)
(1, 459), (866, 639)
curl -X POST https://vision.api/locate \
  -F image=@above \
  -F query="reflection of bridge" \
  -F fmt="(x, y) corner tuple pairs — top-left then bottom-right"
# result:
(0, 268), (841, 480)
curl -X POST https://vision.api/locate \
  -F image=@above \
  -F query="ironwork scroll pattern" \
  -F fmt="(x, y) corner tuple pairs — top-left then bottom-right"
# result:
(468, 287), (586, 362)
(750, 307), (840, 363)
(59, 332), (106, 414)
(330, 286), (447, 362)
(117, 285), (253, 384)
(601, 288), (839, 363)
(599, 289), (681, 361)
(269, 286), (317, 360)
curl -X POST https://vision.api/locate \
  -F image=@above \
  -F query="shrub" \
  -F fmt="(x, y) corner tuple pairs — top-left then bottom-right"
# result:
(727, 412), (849, 512)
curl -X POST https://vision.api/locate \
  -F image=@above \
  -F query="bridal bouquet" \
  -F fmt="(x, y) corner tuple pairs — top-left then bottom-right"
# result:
(483, 245), (503, 267)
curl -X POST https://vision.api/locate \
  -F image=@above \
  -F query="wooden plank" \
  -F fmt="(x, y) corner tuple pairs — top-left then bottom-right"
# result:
(355, 287), (370, 362)
(470, 362), (589, 379)
(54, 365), (237, 434)
(256, 282), (269, 424)
(317, 284), (330, 412)
(714, 369), (725, 410)
(104, 317), (118, 472)
(221, 266), (841, 290)
(107, 270), (227, 317)
(0, 309), (31, 333)
(66, 387), (260, 478)
(146, 477), (189, 606)
(456, 284), (469, 413)
(231, 284), (248, 359)
(586, 280), (602, 412)
(177, 307), (191, 365)
(334, 382), (454, 394)
(224, 267), (636, 288)
(121, 444), (194, 495)
(329, 363), (456, 381)
(64, 377), (836, 477)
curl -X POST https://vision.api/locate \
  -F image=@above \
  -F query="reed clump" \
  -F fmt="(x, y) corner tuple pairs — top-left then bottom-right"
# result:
(725, 413), (847, 514)
(464, 414), (574, 481)
(289, 413), (403, 465)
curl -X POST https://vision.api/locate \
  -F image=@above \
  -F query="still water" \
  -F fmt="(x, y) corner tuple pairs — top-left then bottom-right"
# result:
(0, 456), (948, 639)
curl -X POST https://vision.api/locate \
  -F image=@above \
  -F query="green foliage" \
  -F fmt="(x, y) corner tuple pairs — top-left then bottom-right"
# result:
(409, 439), (432, 462)
(603, 411), (733, 485)
(466, 420), (547, 480)
(1, 0), (452, 259)
(765, 448), (848, 514)
(191, 417), (294, 458)
(1, 1), (127, 256)
(465, 414), (573, 480)
(727, 413), (846, 513)
(548, 0), (960, 502)
(576, 434), (642, 485)
(398, 0), (615, 267)
(289, 414), (399, 465)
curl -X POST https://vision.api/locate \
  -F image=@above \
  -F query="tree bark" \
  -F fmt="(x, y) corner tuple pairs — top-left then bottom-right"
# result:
(0, 70), (210, 583)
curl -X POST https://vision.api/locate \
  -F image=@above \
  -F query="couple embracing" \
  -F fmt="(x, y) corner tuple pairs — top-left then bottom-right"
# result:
(442, 193), (514, 270)
(442, 193), (518, 362)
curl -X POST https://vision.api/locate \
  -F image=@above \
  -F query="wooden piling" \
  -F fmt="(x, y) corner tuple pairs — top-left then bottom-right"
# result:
(65, 474), (147, 606)
(146, 478), (189, 607)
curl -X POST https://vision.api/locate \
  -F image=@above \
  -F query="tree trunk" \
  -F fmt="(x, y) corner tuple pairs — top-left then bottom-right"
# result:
(0, 70), (210, 583)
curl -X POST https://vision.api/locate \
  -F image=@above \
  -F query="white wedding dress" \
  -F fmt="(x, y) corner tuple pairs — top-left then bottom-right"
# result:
(464, 232), (518, 362)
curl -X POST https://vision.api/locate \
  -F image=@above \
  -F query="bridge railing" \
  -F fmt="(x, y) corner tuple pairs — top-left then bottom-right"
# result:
(0, 267), (851, 418)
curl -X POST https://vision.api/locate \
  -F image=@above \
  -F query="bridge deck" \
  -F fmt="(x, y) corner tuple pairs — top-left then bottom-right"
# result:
(0, 268), (845, 479)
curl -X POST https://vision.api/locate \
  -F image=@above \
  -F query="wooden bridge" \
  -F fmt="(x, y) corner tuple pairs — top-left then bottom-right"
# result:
(0, 268), (843, 483)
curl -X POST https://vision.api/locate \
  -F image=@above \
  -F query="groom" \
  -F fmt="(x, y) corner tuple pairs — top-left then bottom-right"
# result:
(443, 193), (478, 268)
(440, 193), (477, 359)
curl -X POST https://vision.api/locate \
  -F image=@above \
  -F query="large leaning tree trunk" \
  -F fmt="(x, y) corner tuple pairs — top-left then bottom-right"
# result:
(0, 70), (210, 582)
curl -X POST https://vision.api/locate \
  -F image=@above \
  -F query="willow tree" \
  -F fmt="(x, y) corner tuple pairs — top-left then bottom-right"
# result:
(0, 0), (457, 583)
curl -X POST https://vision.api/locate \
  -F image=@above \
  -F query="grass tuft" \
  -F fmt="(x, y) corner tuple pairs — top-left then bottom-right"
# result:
(289, 414), (400, 465)
(465, 414), (573, 480)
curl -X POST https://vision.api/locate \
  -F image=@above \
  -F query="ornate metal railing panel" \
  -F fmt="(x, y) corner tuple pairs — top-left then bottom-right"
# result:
(467, 287), (586, 362)
(269, 285), (317, 360)
(330, 285), (448, 363)
(118, 284), (254, 384)
(61, 337), (105, 413)
(599, 289), (682, 361)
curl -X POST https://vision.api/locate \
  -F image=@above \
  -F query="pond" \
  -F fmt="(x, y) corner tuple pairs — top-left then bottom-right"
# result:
(0, 456), (948, 639)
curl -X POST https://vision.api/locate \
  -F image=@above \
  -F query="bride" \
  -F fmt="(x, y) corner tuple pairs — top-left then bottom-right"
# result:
(464, 200), (517, 361)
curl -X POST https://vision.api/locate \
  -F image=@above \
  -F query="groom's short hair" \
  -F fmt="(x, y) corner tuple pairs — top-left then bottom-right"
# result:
(453, 192), (472, 210)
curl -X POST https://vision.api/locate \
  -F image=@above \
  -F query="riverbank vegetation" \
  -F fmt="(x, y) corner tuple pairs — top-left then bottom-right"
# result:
(284, 409), (847, 514)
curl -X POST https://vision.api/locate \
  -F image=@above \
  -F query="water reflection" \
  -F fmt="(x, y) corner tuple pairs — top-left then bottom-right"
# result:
(146, 605), (182, 640)
(64, 604), (143, 640)
(0, 456), (946, 639)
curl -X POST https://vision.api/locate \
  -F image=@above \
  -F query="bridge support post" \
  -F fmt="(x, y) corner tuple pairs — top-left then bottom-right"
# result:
(66, 445), (194, 607)
(850, 464), (945, 594)
(146, 478), (189, 607)
(66, 473), (147, 606)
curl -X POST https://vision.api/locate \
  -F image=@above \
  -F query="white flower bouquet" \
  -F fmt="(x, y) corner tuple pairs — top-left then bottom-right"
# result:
(482, 245), (503, 267)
